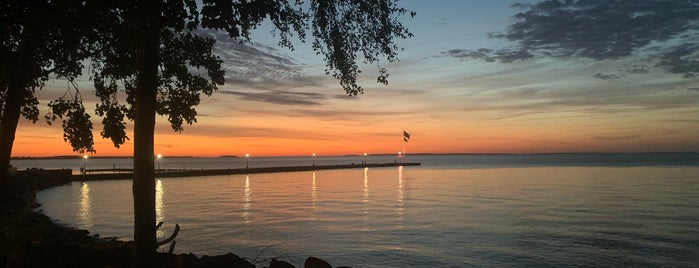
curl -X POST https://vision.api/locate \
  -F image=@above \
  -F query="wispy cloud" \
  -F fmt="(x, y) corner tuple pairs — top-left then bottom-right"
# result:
(593, 134), (642, 142)
(202, 30), (305, 84)
(593, 73), (620, 80)
(218, 89), (327, 106)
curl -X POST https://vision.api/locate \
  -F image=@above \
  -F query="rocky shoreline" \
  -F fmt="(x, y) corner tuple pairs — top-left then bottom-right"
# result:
(0, 169), (345, 268)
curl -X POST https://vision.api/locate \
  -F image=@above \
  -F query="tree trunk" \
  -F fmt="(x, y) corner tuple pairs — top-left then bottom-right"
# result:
(131, 17), (160, 268)
(0, 82), (24, 181)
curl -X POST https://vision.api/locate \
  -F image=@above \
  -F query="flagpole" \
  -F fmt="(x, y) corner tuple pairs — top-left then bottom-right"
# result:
(403, 141), (406, 164)
(402, 129), (406, 164)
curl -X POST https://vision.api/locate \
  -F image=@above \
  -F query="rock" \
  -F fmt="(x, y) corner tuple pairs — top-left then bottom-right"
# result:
(270, 258), (296, 268)
(200, 253), (255, 268)
(304, 256), (332, 268)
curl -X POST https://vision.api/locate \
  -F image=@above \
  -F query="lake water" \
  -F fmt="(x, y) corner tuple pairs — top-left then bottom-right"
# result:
(30, 154), (699, 267)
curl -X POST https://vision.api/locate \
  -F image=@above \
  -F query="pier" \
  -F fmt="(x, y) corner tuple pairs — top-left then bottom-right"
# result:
(74, 162), (421, 181)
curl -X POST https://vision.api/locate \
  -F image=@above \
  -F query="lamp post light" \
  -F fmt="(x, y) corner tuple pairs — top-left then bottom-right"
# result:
(156, 153), (162, 172)
(82, 154), (88, 174)
(245, 153), (250, 169)
(312, 153), (316, 167)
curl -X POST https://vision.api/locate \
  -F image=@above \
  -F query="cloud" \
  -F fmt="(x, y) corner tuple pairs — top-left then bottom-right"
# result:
(218, 89), (327, 106)
(593, 134), (642, 142)
(625, 66), (650, 74)
(593, 73), (620, 80)
(440, 48), (532, 63)
(158, 123), (394, 142)
(443, 66), (699, 121)
(284, 107), (413, 122)
(655, 42), (699, 77)
(442, 0), (699, 76)
(201, 30), (305, 84)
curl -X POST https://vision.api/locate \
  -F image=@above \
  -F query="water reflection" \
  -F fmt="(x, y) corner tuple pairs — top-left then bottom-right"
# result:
(363, 167), (370, 204)
(311, 172), (318, 218)
(363, 167), (370, 230)
(79, 182), (92, 228)
(397, 166), (405, 225)
(155, 179), (165, 237)
(243, 175), (251, 224)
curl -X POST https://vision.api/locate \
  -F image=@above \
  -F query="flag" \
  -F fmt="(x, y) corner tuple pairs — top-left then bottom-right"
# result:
(403, 130), (410, 142)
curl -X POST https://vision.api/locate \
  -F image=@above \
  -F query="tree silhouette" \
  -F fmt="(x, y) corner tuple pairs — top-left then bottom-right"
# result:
(0, 1), (98, 179)
(75, 1), (413, 266)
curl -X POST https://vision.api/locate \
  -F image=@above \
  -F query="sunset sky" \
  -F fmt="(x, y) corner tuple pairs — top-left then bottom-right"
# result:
(12, 0), (699, 157)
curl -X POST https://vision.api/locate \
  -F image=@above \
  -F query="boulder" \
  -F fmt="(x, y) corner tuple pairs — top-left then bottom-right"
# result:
(200, 253), (255, 268)
(304, 256), (332, 268)
(270, 258), (296, 268)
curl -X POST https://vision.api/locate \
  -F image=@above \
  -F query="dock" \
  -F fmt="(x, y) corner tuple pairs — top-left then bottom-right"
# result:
(74, 162), (421, 181)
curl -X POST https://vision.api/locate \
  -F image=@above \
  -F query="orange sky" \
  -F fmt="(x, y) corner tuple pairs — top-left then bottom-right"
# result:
(10, 1), (699, 157)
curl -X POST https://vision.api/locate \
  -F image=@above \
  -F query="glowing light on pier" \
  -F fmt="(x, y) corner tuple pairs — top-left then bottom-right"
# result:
(156, 153), (162, 172)
(82, 154), (89, 174)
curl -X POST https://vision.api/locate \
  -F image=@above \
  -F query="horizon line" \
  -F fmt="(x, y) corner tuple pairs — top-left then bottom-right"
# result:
(10, 151), (698, 160)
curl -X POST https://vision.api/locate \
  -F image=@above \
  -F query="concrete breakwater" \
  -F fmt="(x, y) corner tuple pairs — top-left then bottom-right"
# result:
(75, 162), (421, 181)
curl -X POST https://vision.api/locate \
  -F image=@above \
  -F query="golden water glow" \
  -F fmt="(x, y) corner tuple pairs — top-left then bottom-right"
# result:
(397, 166), (405, 225)
(79, 182), (92, 228)
(155, 179), (165, 237)
(311, 172), (317, 218)
(363, 167), (369, 203)
(362, 167), (370, 230)
(243, 175), (251, 224)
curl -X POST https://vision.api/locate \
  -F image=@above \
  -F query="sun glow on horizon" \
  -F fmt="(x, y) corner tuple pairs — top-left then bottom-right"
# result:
(9, 1), (699, 158)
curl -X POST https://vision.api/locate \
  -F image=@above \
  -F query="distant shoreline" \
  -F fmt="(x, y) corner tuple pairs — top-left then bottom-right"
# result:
(11, 151), (698, 160)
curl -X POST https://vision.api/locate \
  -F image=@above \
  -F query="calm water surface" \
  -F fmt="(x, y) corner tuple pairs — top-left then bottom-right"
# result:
(35, 155), (699, 267)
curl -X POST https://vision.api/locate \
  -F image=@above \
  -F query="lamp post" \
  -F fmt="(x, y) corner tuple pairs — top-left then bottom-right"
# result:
(82, 154), (88, 174)
(363, 152), (367, 165)
(312, 153), (316, 167)
(245, 153), (250, 169)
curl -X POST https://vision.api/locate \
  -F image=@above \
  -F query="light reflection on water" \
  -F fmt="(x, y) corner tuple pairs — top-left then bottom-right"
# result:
(242, 175), (251, 224)
(363, 167), (369, 220)
(397, 166), (404, 227)
(79, 182), (92, 228)
(156, 179), (165, 237)
(37, 166), (699, 267)
(311, 172), (317, 220)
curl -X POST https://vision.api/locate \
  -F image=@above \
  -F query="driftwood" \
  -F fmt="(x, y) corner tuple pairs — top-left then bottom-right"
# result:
(168, 241), (176, 254)
(156, 222), (180, 253)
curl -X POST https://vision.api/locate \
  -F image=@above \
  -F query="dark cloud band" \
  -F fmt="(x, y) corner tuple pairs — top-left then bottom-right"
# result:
(442, 0), (699, 76)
